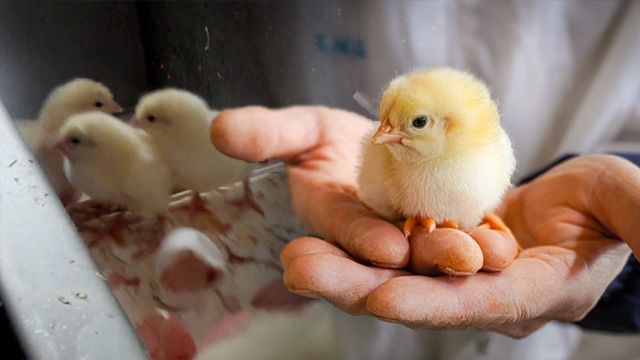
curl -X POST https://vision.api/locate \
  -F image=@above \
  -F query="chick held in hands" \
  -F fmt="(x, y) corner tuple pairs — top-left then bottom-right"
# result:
(56, 112), (172, 216)
(358, 68), (515, 238)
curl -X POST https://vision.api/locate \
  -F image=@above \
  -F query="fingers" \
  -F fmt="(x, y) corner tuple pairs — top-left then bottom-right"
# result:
(250, 278), (312, 311)
(408, 228), (517, 276)
(281, 237), (407, 314)
(280, 236), (349, 268)
(293, 183), (410, 268)
(409, 229), (483, 276)
(469, 228), (518, 271)
(366, 246), (577, 328)
(211, 106), (320, 162)
(526, 154), (640, 259)
(211, 106), (369, 162)
(587, 155), (640, 260)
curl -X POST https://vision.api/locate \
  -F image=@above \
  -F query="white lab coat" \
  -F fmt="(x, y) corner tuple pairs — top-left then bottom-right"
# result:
(264, 0), (640, 178)
(260, 1), (640, 359)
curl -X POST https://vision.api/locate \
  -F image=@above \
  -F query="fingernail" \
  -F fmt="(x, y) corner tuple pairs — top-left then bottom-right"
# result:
(371, 260), (404, 269)
(287, 287), (323, 299)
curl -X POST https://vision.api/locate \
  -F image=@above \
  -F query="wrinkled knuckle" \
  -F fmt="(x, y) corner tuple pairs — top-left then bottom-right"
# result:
(312, 106), (334, 128)
(510, 298), (541, 323)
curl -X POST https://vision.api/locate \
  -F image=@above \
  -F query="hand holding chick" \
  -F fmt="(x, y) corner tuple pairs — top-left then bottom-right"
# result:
(211, 106), (512, 271)
(359, 68), (515, 238)
(211, 105), (637, 338)
(18, 78), (123, 204)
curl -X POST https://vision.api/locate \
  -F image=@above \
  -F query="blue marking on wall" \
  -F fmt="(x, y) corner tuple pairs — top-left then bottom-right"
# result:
(314, 34), (367, 59)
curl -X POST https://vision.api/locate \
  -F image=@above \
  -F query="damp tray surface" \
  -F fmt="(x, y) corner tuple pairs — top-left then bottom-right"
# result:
(0, 107), (325, 359)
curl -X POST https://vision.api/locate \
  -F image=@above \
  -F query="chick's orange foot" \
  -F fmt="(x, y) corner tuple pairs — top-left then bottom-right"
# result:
(439, 220), (460, 229)
(403, 216), (436, 238)
(479, 213), (521, 251)
(403, 217), (461, 238)
(480, 213), (511, 234)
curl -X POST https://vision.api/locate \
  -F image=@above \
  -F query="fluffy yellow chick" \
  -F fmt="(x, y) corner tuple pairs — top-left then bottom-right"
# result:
(19, 78), (123, 204)
(131, 89), (263, 215)
(358, 68), (515, 237)
(55, 112), (171, 215)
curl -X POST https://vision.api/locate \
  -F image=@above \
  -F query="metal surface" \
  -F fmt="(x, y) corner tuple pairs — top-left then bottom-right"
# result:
(0, 103), (146, 359)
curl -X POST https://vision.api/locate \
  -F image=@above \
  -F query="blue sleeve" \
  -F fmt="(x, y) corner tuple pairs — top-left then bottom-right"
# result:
(520, 153), (640, 333)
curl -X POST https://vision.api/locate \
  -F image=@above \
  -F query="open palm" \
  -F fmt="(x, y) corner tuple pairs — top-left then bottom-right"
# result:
(212, 106), (638, 337)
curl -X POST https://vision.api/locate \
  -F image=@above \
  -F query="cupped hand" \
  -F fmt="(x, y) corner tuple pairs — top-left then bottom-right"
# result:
(212, 106), (639, 337)
(212, 106), (414, 268)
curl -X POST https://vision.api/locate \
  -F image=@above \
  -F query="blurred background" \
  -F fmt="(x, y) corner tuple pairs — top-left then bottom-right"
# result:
(3, 1), (640, 177)
(1, 1), (640, 359)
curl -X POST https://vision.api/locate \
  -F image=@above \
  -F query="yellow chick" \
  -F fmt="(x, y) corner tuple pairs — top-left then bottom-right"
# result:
(358, 68), (515, 237)
(19, 78), (123, 204)
(131, 89), (263, 216)
(130, 89), (244, 192)
(37, 78), (123, 133)
(55, 112), (171, 215)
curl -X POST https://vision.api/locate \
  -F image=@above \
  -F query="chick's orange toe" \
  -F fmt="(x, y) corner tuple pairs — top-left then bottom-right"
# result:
(481, 213), (509, 232)
(402, 217), (417, 238)
(480, 213), (521, 252)
(419, 217), (436, 234)
(403, 216), (436, 238)
(439, 220), (459, 229)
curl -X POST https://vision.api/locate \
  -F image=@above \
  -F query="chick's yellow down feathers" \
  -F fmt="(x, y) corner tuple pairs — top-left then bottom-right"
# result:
(358, 68), (515, 233)
(56, 112), (171, 214)
(132, 89), (249, 193)
(18, 78), (122, 203)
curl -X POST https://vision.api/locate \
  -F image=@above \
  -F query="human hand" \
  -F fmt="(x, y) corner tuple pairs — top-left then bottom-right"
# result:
(212, 106), (512, 271)
(212, 106), (637, 337)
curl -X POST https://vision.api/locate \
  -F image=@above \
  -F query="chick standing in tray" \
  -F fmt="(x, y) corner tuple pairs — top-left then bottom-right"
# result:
(131, 89), (263, 217)
(55, 112), (172, 233)
(358, 68), (515, 237)
(19, 78), (123, 204)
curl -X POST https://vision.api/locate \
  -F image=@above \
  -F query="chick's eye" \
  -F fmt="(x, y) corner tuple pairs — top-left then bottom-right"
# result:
(94, 101), (103, 108)
(412, 116), (428, 129)
(70, 137), (81, 145)
(147, 115), (156, 123)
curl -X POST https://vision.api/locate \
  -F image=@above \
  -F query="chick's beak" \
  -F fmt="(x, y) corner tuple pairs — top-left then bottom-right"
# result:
(54, 139), (70, 155)
(129, 115), (142, 128)
(371, 122), (404, 145)
(108, 101), (124, 114)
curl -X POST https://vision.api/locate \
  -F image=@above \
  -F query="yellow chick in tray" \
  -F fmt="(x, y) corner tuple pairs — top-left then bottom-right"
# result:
(358, 68), (516, 237)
